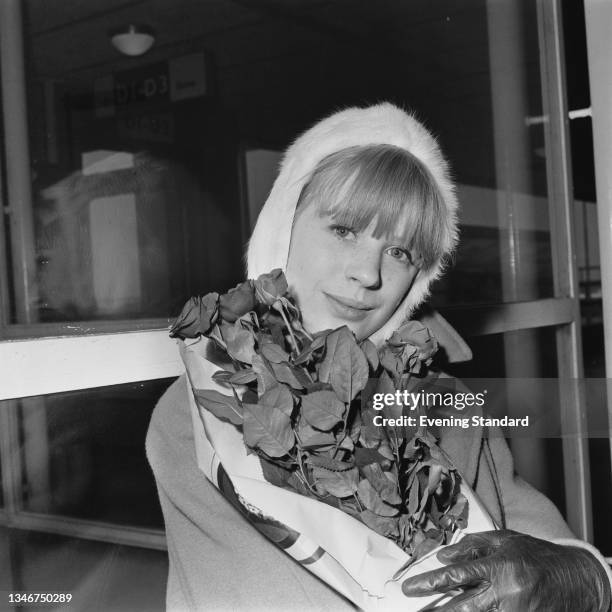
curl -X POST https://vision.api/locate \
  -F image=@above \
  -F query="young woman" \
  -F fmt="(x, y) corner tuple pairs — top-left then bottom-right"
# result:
(147, 103), (611, 611)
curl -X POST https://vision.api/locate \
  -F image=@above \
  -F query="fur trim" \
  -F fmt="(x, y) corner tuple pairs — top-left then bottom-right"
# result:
(247, 102), (459, 346)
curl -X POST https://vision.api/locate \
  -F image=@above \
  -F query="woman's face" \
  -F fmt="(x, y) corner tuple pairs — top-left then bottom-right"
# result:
(285, 202), (419, 340)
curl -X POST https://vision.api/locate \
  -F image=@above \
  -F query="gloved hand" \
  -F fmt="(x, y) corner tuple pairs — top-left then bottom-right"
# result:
(401, 530), (611, 611)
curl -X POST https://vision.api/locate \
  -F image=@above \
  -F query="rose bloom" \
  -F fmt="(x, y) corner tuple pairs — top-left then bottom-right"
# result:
(219, 281), (257, 322)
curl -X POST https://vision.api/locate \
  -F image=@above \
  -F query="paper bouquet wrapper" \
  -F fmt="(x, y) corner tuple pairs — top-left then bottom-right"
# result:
(180, 337), (496, 611)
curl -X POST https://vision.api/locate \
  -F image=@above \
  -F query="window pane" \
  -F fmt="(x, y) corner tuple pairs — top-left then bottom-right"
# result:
(3, 0), (557, 326)
(1, 527), (167, 611)
(446, 326), (565, 513)
(431, 225), (554, 307)
(16, 379), (174, 527)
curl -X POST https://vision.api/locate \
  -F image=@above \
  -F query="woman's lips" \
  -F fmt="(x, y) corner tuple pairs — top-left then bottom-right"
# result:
(324, 293), (374, 322)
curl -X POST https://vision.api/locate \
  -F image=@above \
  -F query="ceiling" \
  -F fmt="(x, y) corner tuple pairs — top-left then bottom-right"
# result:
(22, 0), (550, 194)
(25, 0), (491, 92)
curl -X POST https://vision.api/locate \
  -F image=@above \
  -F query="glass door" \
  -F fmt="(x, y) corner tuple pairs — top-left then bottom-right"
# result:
(0, 0), (592, 550)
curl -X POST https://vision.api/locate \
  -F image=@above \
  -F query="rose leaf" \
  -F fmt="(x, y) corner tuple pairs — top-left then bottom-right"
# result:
(407, 476), (420, 516)
(270, 362), (304, 390)
(298, 423), (337, 450)
(354, 447), (391, 468)
(301, 390), (345, 430)
(360, 338), (380, 371)
(362, 463), (402, 505)
(251, 354), (278, 396)
(212, 370), (234, 384)
(242, 402), (294, 457)
(312, 466), (359, 497)
(359, 510), (400, 538)
(261, 343), (290, 364)
(260, 380), (294, 417)
(194, 388), (243, 426)
(357, 479), (399, 517)
(259, 457), (295, 489)
(229, 369), (257, 385)
(222, 325), (256, 364)
(319, 327), (369, 402)
(306, 455), (355, 472)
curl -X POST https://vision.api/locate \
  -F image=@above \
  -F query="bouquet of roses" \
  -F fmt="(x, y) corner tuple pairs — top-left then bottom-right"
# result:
(170, 269), (469, 563)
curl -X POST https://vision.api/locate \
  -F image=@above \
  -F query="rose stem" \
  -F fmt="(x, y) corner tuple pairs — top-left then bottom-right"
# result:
(353, 493), (364, 512)
(275, 302), (300, 355)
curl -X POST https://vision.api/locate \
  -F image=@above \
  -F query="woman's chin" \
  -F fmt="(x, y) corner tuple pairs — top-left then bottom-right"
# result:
(302, 313), (370, 341)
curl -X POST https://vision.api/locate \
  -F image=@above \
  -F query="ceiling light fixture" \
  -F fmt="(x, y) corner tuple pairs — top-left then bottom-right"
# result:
(110, 24), (155, 57)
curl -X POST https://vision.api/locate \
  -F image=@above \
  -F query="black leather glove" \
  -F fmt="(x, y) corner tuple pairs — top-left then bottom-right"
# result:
(401, 530), (611, 612)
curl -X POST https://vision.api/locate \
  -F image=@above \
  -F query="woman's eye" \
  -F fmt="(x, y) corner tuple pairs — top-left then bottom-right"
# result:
(331, 225), (355, 239)
(386, 246), (412, 263)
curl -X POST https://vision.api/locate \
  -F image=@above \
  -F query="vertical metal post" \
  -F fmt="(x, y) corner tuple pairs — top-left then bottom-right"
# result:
(486, 0), (549, 493)
(0, 400), (22, 517)
(584, 0), (612, 463)
(0, 0), (38, 323)
(537, 0), (592, 541)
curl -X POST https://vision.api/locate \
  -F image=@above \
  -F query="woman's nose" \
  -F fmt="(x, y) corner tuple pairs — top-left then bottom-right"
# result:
(345, 245), (382, 289)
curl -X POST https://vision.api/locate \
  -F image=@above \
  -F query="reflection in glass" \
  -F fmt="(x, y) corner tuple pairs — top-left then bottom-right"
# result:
(3, 0), (558, 325)
(35, 154), (194, 322)
(17, 379), (175, 527)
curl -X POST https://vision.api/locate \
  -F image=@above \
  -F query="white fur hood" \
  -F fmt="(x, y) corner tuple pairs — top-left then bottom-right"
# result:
(247, 102), (459, 346)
